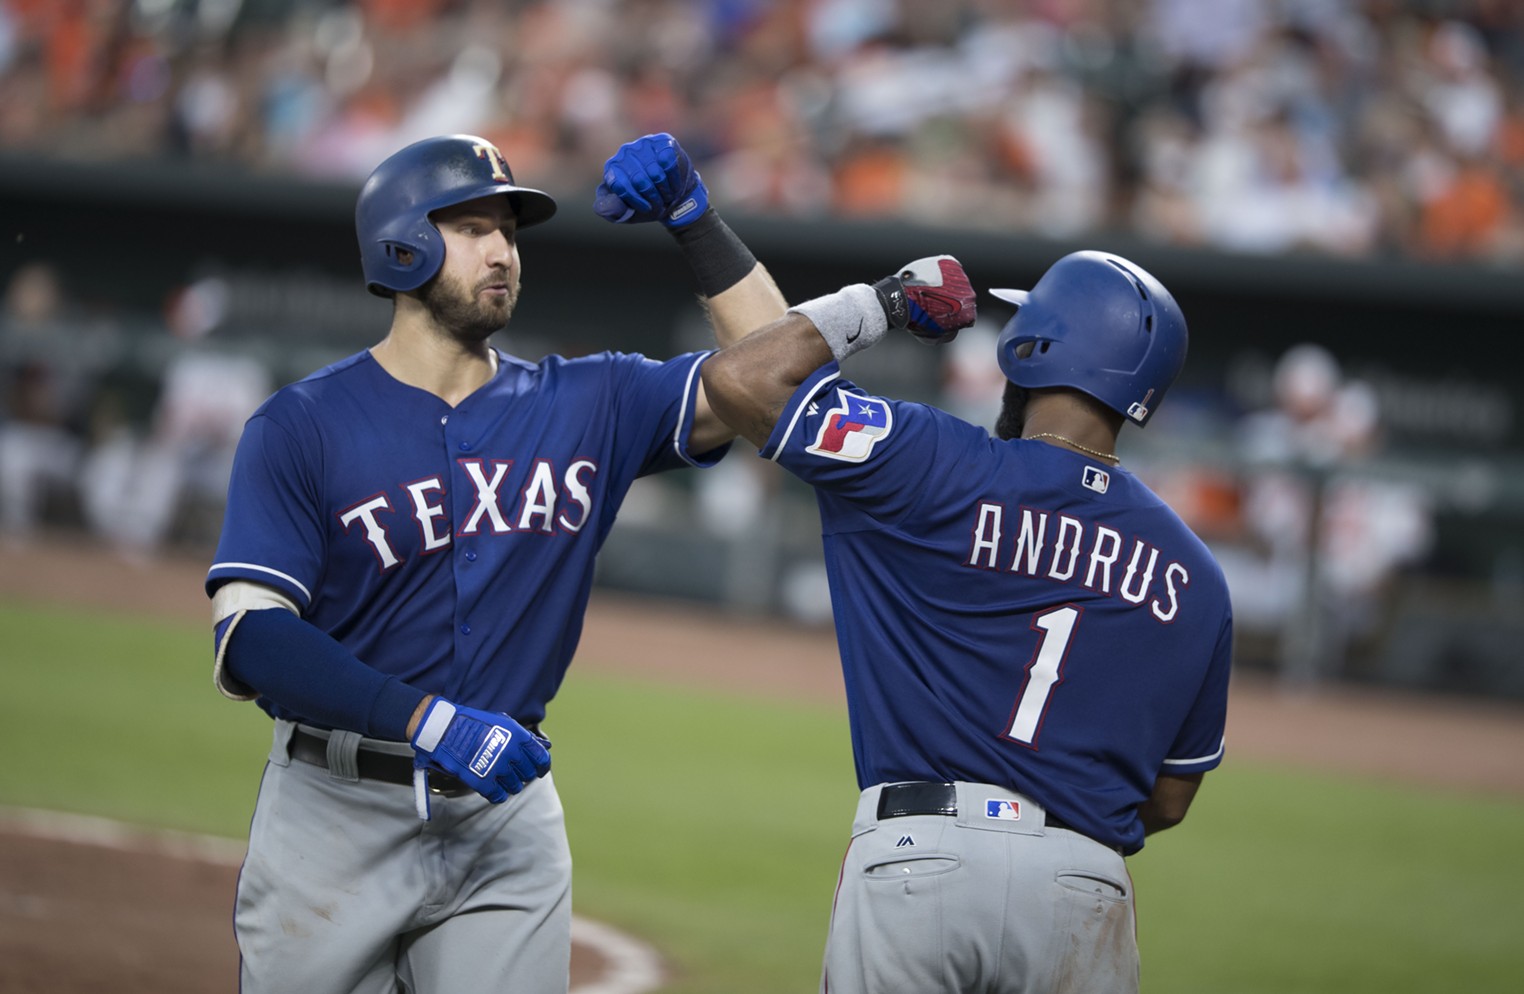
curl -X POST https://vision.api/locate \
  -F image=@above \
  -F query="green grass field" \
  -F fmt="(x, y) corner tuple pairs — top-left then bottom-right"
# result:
(3, 601), (1522, 993)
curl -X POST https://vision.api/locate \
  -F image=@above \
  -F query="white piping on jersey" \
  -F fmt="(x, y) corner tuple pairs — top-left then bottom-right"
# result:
(770, 369), (842, 462)
(673, 353), (708, 467)
(1162, 737), (1225, 766)
(207, 562), (312, 603)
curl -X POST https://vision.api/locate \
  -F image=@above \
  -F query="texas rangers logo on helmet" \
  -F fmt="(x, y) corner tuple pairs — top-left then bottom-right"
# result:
(472, 141), (513, 183)
(806, 389), (893, 463)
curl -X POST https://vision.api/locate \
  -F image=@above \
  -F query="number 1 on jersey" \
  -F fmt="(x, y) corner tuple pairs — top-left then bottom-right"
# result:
(1005, 604), (1081, 747)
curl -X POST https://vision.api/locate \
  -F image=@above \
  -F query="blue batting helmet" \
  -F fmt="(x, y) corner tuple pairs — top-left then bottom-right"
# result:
(356, 134), (558, 297)
(991, 251), (1187, 426)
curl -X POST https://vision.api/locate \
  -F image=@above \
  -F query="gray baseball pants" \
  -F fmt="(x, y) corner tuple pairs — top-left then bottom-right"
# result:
(821, 781), (1137, 994)
(234, 719), (572, 994)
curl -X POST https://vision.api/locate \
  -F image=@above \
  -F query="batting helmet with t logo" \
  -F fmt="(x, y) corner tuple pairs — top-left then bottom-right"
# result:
(355, 134), (558, 297)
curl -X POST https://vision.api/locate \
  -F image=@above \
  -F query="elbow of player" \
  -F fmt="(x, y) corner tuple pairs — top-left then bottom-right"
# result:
(1142, 808), (1188, 835)
(701, 353), (748, 423)
(1141, 772), (1203, 835)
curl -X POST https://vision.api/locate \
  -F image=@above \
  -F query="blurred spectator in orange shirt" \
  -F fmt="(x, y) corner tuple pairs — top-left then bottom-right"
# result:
(832, 134), (906, 215)
(1418, 154), (1512, 258)
(356, 0), (452, 37)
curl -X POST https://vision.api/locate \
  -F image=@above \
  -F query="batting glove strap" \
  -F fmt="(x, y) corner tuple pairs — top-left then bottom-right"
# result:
(870, 275), (911, 330)
(409, 698), (551, 805)
(790, 283), (889, 362)
(661, 175), (709, 229)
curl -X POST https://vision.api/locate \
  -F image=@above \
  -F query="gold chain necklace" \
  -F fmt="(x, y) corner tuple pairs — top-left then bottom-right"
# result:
(1028, 432), (1118, 463)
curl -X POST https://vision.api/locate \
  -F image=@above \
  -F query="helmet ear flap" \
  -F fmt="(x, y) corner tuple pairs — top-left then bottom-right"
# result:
(381, 241), (416, 270)
(365, 239), (430, 298)
(994, 312), (1028, 385)
(991, 287), (1032, 384)
(362, 219), (442, 297)
(380, 226), (437, 275)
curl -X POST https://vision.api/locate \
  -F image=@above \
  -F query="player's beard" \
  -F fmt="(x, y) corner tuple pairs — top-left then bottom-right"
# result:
(994, 381), (1028, 440)
(420, 267), (518, 344)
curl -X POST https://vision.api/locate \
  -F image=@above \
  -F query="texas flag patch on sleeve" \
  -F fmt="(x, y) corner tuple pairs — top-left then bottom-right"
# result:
(806, 389), (893, 463)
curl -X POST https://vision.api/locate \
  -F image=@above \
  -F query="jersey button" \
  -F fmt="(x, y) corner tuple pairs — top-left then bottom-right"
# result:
(458, 441), (472, 451)
(440, 415), (449, 425)
(460, 624), (471, 635)
(464, 550), (477, 562)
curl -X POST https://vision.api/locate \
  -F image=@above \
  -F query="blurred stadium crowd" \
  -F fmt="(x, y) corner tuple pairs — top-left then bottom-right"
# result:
(2, 0), (1523, 262)
(0, 255), (1445, 690)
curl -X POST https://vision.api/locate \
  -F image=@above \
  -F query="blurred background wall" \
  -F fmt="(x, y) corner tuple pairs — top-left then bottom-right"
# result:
(1, 0), (1521, 700)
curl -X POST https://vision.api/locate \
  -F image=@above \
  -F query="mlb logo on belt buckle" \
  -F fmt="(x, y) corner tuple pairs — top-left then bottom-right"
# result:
(985, 799), (1021, 821)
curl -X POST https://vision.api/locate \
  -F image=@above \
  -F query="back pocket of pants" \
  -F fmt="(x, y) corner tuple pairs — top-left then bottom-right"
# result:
(864, 854), (961, 879)
(1055, 869), (1128, 901)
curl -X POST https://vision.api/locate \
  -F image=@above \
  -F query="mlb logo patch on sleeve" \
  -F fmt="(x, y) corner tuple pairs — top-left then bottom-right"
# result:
(985, 799), (1022, 821)
(806, 389), (893, 463)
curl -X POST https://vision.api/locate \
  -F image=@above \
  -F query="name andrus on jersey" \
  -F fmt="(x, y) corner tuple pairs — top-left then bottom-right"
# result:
(965, 502), (1189, 623)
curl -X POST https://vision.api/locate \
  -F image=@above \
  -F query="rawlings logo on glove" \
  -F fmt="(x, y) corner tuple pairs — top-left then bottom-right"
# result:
(872, 255), (977, 345)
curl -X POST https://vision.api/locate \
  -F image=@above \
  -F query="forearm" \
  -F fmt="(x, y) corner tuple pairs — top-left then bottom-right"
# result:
(672, 209), (789, 450)
(701, 261), (789, 348)
(669, 207), (787, 345)
(223, 607), (428, 740)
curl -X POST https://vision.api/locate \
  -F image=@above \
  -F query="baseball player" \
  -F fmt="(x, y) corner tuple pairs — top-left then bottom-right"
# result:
(205, 132), (787, 993)
(697, 251), (1233, 992)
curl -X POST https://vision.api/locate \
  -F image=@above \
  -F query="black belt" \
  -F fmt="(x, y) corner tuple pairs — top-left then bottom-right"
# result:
(876, 781), (1078, 834)
(289, 727), (474, 796)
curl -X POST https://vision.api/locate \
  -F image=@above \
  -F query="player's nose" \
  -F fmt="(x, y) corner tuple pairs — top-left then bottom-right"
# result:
(484, 228), (514, 265)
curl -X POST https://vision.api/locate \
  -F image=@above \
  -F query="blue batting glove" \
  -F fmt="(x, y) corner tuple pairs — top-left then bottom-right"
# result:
(410, 698), (551, 804)
(593, 132), (710, 229)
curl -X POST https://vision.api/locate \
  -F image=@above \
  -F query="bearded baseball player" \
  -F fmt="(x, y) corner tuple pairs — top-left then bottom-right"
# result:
(205, 132), (786, 993)
(699, 250), (1233, 993)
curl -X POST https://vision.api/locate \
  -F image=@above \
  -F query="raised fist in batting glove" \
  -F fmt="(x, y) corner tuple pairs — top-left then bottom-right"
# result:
(410, 698), (551, 804)
(872, 255), (977, 345)
(594, 132), (709, 229)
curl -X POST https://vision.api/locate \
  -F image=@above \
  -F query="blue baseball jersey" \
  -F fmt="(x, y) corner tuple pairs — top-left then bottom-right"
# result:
(761, 365), (1232, 854)
(206, 347), (722, 726)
